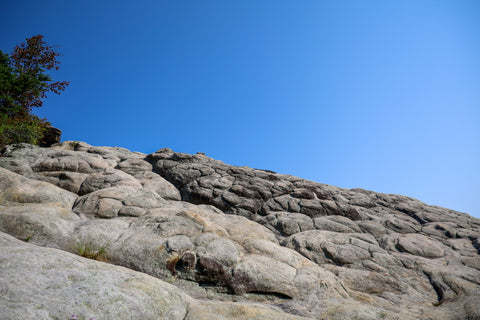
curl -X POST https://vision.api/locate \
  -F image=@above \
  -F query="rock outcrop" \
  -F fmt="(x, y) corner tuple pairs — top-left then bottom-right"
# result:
(0, 141), (479, 320)
(39, 126), (62, 147)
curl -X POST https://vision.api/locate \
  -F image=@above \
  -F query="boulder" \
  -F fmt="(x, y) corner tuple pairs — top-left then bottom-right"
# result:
(116, 158), (181, 200)
(39, 126), (62, 147)
(73, 186), (165, 218)
(78, 168), (142, 195)
(0, 167), (77, 208)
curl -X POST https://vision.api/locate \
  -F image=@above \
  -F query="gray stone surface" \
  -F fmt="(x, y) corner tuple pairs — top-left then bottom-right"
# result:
(0, 231), (312, 320)
(0, 232), (188, 320)
(0, 141), (479, 319)
(73, 186), (166, 218)
(78, 168), (143, 195)
(116, 157), (181, 200)
(0, 167), (77, 208)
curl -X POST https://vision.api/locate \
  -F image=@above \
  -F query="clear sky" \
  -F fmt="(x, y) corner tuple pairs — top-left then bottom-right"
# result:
(1, 1), (479, 218)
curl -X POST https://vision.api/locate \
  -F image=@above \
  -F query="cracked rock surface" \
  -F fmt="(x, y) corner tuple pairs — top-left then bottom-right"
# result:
(0, 141), (479, 320)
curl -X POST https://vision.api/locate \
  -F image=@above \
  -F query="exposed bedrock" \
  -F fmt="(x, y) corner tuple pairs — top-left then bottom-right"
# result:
(0, 141), (479, 320)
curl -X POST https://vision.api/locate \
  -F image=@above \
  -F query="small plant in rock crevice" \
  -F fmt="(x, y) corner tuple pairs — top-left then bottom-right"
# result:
(72, 238), (109, 262)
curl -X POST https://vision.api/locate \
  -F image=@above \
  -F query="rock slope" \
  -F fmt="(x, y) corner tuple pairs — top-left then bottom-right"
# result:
(0, 141), (479, 320)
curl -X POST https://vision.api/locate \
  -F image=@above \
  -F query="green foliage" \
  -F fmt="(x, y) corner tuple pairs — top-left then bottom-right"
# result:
(0, 35), (68, 148)
(0, 113), (48, 147)
(72, 239), (109, 262)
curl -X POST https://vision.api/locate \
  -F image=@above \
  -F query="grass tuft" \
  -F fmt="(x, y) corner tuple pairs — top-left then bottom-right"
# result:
(72, 239), (109, 262)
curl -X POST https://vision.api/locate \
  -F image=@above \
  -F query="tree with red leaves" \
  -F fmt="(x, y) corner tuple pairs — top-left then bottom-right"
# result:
(0, 35), (69, 147)
(1, 35), (69, 118)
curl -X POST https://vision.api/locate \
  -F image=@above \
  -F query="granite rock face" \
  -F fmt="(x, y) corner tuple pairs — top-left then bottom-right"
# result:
(0, 231), (309, 320)
(0, 141), (479, 320)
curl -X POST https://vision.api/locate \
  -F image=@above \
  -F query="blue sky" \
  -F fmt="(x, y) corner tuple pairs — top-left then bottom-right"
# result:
(1, 1), (479, 218)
